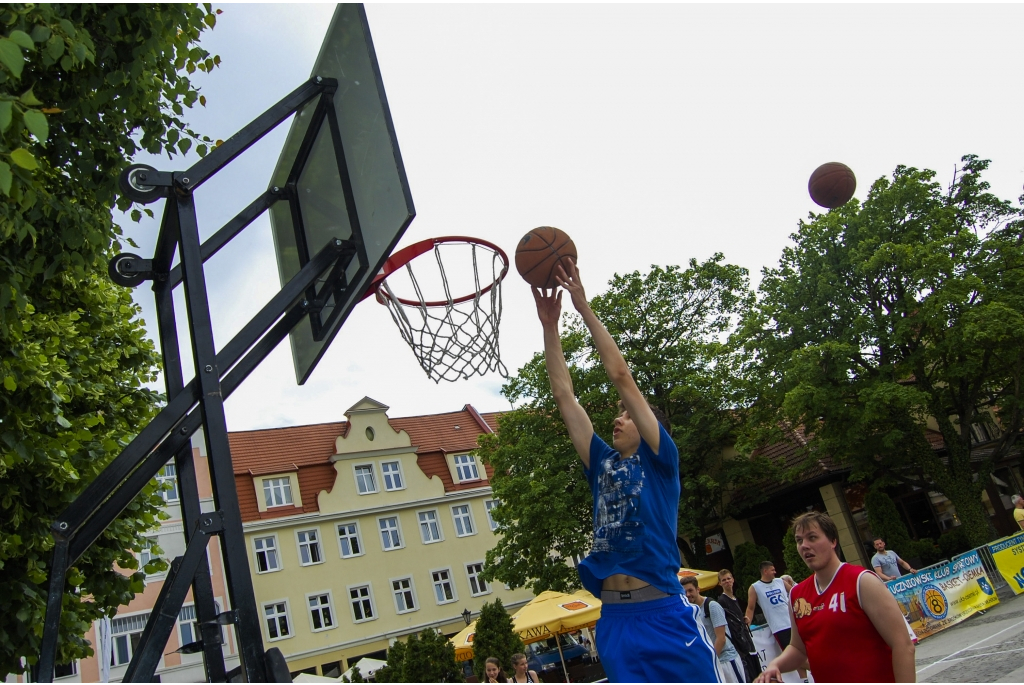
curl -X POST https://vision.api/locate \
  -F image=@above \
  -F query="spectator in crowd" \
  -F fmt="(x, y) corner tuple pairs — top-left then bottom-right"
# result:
(717, 569), (763, 682)
(1013, 494), (1024, 530)
(509, 653), (539, 684)
(871, 537), (916, 581)
(745, 561), (807, 681)
(681, 576), (745, 683)
(484, 657), (508, 683)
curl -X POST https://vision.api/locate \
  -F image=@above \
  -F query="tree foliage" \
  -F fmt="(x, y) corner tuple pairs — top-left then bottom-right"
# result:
(480, 257), (775, 592)
(732, 541), (772, 594)
(374, 629), (463, 683)
(471, 598), (524, 681)
(0, 4), (219, 676)
(741, 156), (1024, 548)
(781, 527), (810, 583)
(864, 488), (913, 553)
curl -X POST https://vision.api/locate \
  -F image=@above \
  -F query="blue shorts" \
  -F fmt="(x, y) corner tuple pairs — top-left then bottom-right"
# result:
(596, 594), (721, 683)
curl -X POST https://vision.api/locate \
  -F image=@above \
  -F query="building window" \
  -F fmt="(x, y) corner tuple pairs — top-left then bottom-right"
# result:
(484, 499), (500, 531)
(178, 604), (199, 648)
(262, 477), (293, 508)
(157, 463), (179, 503)
(452, 504), (475, 537)
(264, 601), (291, 640)
(466, 562), (489, 596)
(381, 461), (404, 490)
(254, 535), (281, 573)
(297, 529), (323, 566)
(138, 538), (160, 576)
(349, 585), (375, 623)
(418, 510), (442, 543)
(354, 464), (377, 494)
(54, 662), (78, 678)
(110, 613), (150, 667)
(392, 577), (417, 613)
(379, 516), (402, 551)
(308, 593), (335, 631)
(454, 454), (480, 481)
(337, 522), (362, 558)
(431, 569), (457, 605)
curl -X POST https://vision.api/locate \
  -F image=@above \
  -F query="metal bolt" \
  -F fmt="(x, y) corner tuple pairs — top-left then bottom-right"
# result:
(316, 76), (322, 83)
(59, 522), (68, 530)
(272, 186), (280, 193)
(138, 172), (148, 181)
(334, 238), (343, 247)
(181, 426), (188, 434)
(301, 300), (310, 308)
(204, 517), (213, 526)
(205, 365), (213, 373)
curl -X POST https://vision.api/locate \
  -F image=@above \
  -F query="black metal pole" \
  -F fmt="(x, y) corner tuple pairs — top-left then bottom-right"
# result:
(175, 192), (269, 682)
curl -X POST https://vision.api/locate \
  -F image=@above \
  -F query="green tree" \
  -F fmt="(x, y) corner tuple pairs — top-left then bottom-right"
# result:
(0, 4), (219, 677)
(781, 527), (810, 583)
(341, 664), (364, 683)
(480, 258), (775, 591)
(373, 641), (406, 683)
(373, 629), (463, 683)
(741, 156), (1024, 548)
(732, 541), (772, 594)
(472, 598), (524, 681)
(864, 487), (913, 553)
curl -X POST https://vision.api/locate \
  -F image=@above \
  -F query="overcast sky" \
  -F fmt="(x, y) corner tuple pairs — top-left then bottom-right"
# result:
(122, 3), (1024, 431)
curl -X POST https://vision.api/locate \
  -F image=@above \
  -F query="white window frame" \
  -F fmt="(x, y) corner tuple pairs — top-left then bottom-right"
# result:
(390, 576), (419, 614)
(417, 509), (444, 544)
(430, 567), (458, 605)
(336, 521), (364, 559)
(377, 515), (404, 551)
(451, 503), (476, 537)
(453, 453), (480, 482)
(262, 476), (293, 508)
(380, 460), (405, 491)
(353, 463), (378, 495)
(178, 603), (199, 649)
(253, 534), (282, 573)
(466, 561), (491, 597)
(347, 583), (377, 624)
(306, 590), (337, 633)
(295, 527), (324, 566)
(157, 463), (179, 503)
(263, 599), (293, 642)
(138, 537), (159, 575)
(109, 611), (150, 667)
(484, 499), (500, 531)
(53, 660), (79, 679)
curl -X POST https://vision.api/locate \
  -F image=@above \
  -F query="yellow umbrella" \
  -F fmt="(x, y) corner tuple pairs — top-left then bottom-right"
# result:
(509, 589), (602, 645)
(450, 621), (476, 663)
(678, 567), (720, 591)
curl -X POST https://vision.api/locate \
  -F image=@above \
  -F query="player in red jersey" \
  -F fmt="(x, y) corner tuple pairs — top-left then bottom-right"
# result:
(755, 511), (915, 683)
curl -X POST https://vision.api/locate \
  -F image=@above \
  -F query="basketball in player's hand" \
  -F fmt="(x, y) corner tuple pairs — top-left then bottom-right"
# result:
(515, 227), (578, 289)
(808, 162), (857, 209)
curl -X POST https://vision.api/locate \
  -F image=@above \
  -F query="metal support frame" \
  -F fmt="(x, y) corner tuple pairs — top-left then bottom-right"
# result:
(37, 75), (362, 682)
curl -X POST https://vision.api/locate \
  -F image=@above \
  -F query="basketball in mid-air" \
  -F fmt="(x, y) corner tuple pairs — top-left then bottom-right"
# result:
(515, 226), (577, 289)
(808, 162), (857, 209)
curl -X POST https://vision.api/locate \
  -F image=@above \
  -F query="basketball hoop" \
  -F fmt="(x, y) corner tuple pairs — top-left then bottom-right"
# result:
(365, 236), (509, 383)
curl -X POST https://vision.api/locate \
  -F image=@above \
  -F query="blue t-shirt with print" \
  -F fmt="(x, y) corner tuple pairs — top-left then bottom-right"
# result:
(578, 423), (681, 597)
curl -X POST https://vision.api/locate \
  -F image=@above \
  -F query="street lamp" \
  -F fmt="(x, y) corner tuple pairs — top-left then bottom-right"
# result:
(462, 608), (473, 625)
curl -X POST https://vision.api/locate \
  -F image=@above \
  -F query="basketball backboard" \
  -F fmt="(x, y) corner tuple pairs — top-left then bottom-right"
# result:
(270, 3), (415, 384)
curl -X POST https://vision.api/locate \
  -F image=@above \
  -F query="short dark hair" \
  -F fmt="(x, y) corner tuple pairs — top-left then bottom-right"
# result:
(616, 399), (671, 433)
(873, 536), (884, 543)
(717, 568), (734, 578)
(759, 561), (775, 572)
(792, 511), (839, 543)
(679, 575), (700, 590)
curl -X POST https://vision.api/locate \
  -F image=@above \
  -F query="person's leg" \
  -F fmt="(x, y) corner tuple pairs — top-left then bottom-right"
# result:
(635, 596), (722, 683)
(774, 628), (791, 649)
(719, 658), (740, 683)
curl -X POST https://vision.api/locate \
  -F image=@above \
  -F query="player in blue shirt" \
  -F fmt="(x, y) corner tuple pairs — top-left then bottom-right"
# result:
(533, 260), (720, 682)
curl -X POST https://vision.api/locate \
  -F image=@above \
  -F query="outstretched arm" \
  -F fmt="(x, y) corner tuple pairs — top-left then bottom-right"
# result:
(555, 261), (661, 451)
(534, 287), (595, 467)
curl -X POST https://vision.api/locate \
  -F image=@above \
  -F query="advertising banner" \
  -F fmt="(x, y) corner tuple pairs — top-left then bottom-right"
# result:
(751, 625), (803, 683)
(886, 551), (1000, 640)
(988, 531), (1024, 595)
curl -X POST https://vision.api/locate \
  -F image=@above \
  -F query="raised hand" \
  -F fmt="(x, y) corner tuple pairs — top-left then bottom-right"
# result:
(532, 286), (562, 327)
(554, 259), (588, 313)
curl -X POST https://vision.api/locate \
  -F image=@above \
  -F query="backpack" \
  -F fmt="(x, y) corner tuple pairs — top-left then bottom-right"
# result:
(707, 596), (756, 654)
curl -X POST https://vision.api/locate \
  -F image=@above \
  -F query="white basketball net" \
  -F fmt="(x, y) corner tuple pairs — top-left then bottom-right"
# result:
(376, 239), (508, 383)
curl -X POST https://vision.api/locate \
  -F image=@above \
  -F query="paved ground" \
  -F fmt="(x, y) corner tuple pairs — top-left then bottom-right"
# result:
(915, 590), (1024, 682)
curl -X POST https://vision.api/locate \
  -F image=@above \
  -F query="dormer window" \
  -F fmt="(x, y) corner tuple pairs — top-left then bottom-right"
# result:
(354, 464), (378, 494)
(262, 477), (293, 508)
(454, 454), (480, 482)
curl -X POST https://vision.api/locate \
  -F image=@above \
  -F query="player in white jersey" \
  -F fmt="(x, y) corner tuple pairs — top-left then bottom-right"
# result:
(745, 561), (807, 680)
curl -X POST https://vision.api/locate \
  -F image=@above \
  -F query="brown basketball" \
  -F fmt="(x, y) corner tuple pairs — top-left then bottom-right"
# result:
(515, 226), (578, 289)
(808, 162), (857, 209)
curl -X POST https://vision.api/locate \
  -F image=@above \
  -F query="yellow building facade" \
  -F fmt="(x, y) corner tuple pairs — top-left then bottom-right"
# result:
(230, 398), (533, 678)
